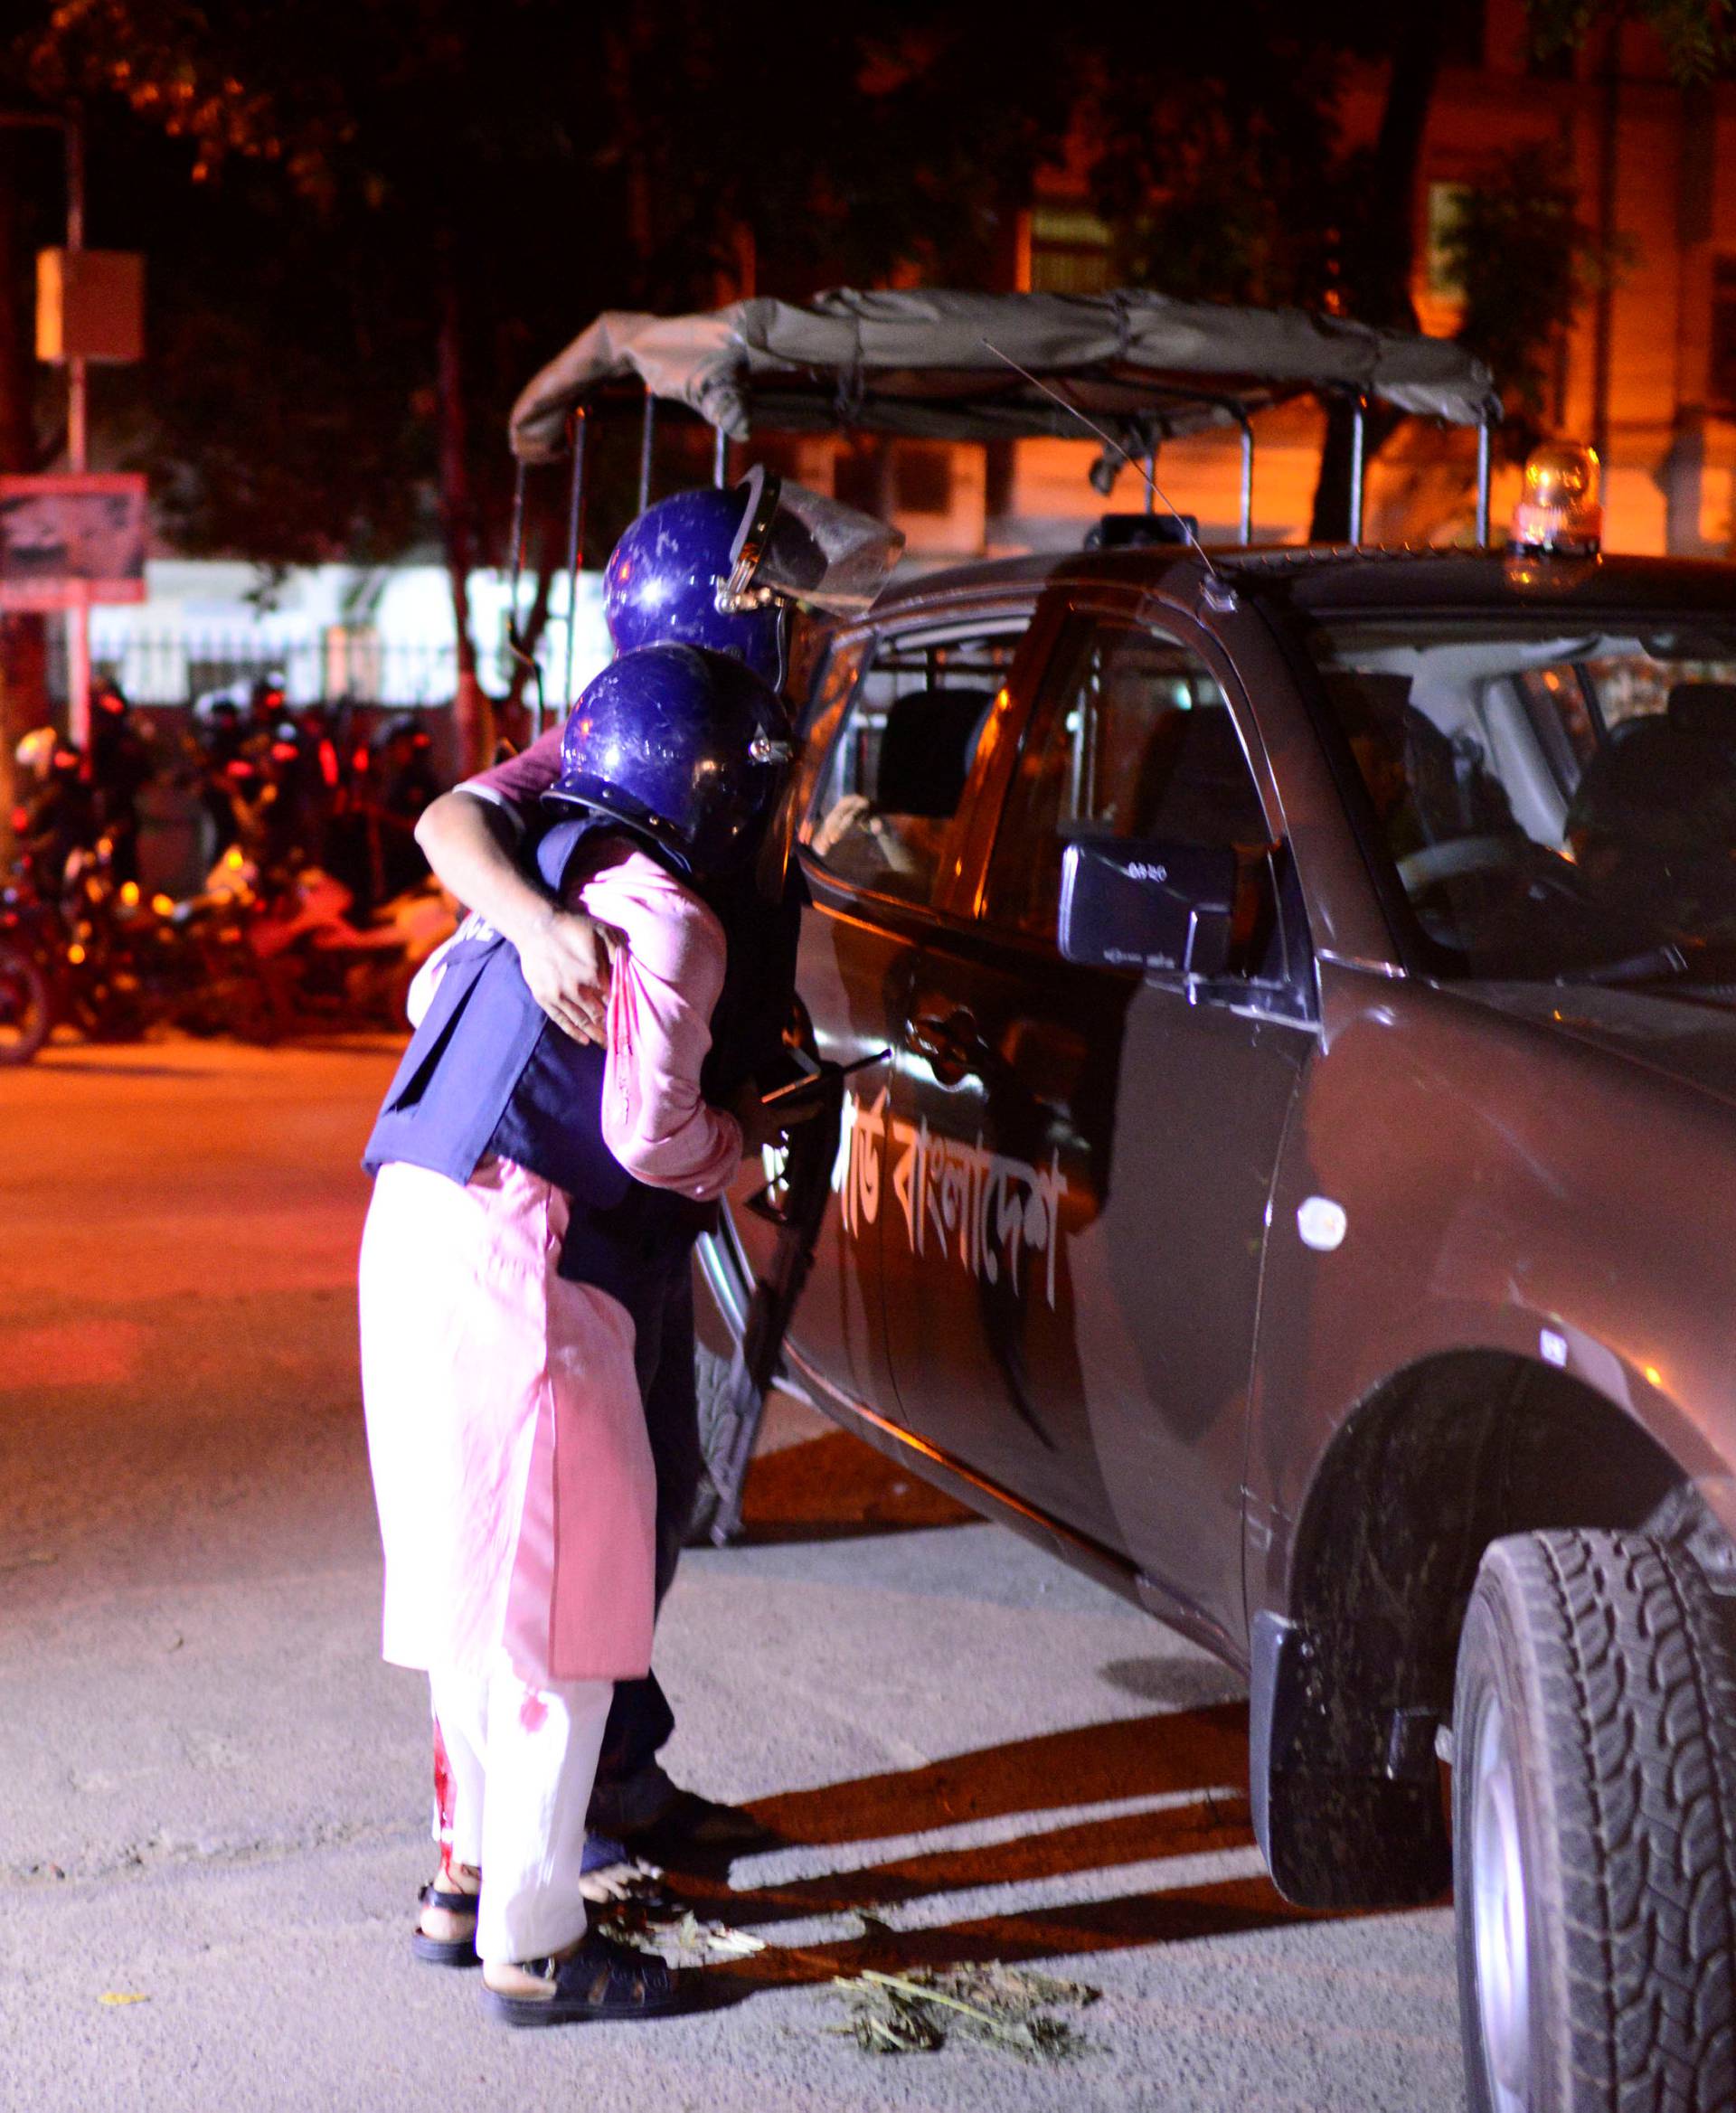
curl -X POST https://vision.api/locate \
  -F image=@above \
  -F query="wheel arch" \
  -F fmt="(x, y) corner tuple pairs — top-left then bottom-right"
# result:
(1252, 1347), (1717, 1910)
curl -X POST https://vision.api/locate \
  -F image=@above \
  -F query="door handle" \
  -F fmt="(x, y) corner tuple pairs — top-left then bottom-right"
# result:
(904, 1008), (977, 1085)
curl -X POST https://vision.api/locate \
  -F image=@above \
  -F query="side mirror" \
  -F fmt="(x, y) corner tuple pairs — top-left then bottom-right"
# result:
(1058, 837), (1239, 977)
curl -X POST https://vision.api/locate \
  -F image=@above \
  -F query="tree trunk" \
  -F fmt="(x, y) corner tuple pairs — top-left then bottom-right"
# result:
(1308, 18), (1447, 542)
(1362, 15), (1446, 332)
(502, 558), (555, 750)
(436, 256), (493, 773)
(0, 136), (50, 866)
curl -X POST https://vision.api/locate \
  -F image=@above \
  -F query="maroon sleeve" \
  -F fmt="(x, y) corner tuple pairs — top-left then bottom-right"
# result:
(459, 727), (564, 827)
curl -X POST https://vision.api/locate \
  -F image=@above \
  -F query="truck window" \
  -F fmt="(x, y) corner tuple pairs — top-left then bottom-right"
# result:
(983, 618), (1268, 939)
(806, 618), (1025, 905)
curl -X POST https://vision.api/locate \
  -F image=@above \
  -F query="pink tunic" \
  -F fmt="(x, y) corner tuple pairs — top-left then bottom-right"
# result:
(359, 847), (741, 1684)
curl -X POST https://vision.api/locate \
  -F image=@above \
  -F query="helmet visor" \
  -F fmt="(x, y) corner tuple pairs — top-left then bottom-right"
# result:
(725, 469), (904, 617)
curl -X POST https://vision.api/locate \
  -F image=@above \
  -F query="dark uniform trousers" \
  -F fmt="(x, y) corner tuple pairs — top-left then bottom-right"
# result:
(588, 1259), (703, 1833)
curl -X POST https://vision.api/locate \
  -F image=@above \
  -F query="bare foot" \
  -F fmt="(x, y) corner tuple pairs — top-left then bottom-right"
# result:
(482, 1935), (583, 1999)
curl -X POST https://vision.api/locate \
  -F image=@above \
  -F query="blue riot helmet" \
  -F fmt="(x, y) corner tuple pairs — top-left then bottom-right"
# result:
(545, 642), (794, 879)
(604, 487), (784, 687)
(603, 468), (904, 694)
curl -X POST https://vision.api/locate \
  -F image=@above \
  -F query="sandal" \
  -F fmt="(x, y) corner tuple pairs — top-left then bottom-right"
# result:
(410, 1882), (480, 1968)
(481, 1931), (676, 2027)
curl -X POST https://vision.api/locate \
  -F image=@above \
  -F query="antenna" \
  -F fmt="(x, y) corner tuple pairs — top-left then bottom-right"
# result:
(980, 340), (1224, 580)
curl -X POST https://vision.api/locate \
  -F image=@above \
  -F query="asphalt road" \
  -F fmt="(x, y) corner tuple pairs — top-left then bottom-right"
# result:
(0, 1037), (1467, 2111)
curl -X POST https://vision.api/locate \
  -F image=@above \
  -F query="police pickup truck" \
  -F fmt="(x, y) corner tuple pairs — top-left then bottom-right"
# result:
(708, 514), (1736, 2113)
(513, 295), (1736, 2112)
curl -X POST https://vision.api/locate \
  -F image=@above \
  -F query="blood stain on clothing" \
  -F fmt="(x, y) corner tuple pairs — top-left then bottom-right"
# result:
(433, 1716), (457, 1873)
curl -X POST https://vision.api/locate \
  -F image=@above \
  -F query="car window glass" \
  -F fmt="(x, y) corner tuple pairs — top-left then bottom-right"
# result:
(984, 618), (1269, 939)
(807, 621), (1024, 904)
(1307, 614), (1736, 978)
(1512, 665), (1599, 795)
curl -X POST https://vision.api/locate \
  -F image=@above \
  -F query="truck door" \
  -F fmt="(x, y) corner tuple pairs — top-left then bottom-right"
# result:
(727, 607), (1038, 1426)
(884, 607), (1313, 1644)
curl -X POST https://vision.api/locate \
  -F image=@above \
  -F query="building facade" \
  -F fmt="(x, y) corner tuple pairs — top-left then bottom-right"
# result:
(839, 0), (1736, 564)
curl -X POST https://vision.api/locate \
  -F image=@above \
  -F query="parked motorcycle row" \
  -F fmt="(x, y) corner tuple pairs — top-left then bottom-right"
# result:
(0, 686), (457, 1067)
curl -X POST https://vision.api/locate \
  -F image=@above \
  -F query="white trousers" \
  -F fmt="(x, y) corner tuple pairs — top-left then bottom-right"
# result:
(428, 1652), (614, 1966)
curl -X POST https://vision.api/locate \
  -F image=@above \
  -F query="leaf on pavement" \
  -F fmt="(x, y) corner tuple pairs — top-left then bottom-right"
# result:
(603, 1902), (767, 1963)
(827, 1960), (1099, 2062)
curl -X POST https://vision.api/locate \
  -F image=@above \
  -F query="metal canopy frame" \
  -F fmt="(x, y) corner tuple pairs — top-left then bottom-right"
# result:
(506, 296), (1505, 720)
(515, 376), (1502, 725)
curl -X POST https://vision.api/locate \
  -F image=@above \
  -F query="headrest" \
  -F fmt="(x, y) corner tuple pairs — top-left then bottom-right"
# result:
(1321, 671), (1411, 742)
(878, 687), (995, 817)
(1666, 683), (1736, 742)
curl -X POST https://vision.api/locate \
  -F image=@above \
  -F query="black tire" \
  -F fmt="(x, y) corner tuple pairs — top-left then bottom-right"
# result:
(0, 944), (52, 1064)
(683, 1343), (735, 1548)
(1453, 1529), (1736, 2113)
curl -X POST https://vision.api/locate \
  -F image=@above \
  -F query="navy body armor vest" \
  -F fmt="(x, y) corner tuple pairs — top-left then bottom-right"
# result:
(363, 816), (797, 1313)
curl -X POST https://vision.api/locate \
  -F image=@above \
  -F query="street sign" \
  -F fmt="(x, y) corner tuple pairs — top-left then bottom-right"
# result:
(0, 474), (147, 609)
(36, 250), (145, 364)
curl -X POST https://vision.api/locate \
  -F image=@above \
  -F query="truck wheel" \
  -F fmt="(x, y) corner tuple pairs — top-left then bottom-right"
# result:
(683, 1343), (733, 1547)
(0, 944), (51, 1064)
(1453, 1530), (1736, 2113)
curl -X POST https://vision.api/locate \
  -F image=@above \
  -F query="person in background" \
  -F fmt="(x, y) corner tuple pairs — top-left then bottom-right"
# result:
(241, 674), (288, 759)
(202, 699), (244, 772)
(281, 704), (347, 876)
(373, 713), (441, 899)
(85, 677), (154, 885)
(12, 727), (93, 890)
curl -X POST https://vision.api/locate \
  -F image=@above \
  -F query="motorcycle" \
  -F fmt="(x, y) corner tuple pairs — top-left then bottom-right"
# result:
(0, 840), (283, 1062)
(209, 850), (455, 1034)
(0, 912), (51, 1064)
(0, 853), (138, 1059)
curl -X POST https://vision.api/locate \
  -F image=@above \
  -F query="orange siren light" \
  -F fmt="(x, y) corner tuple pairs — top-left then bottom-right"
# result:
(1511, 440), (1602, 557)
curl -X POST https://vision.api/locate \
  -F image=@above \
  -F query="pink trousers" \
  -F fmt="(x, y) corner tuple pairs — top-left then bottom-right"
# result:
(359, 1157), (656, 1684)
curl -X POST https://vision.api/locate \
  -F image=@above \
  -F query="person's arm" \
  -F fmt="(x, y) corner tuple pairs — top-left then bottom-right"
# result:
(414, 750), (609, 1043)
(578, 851), (746, 1199)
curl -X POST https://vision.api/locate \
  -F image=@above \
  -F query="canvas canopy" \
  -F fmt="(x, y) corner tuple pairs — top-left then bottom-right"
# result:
(508, 288), (1502, 465)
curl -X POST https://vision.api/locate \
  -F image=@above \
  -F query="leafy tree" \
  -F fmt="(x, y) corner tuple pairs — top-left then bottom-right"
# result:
(22, 2), (608, 761)
(9, 0), (1726, 794)
(1528, 0), (1734, 77)
(1081, 0), (1731, 535)
(1441, 145), (1617, 457)
(17, 0), (1075, 763)
(1074, 4), (1479, 534)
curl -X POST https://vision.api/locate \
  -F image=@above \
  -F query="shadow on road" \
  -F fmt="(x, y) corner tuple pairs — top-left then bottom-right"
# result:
(738, 1429), (977, 1544)
(656, 1702), (1331, 1998)
(750, 1700), (1250, 1846)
